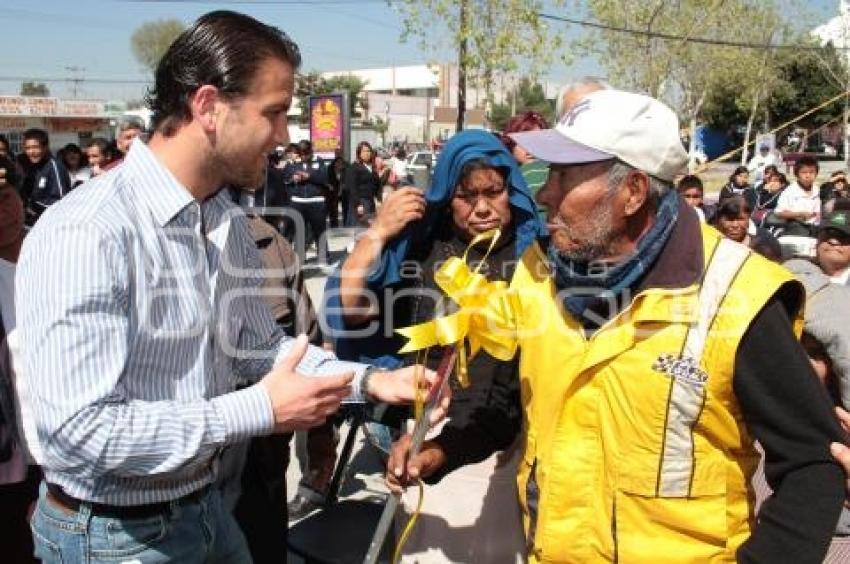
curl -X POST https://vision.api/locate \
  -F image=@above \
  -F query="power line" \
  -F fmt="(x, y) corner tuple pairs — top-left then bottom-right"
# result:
(539, 12), (850, 51)
(118, 0), (385, 4)
(0, 76), (150, 85)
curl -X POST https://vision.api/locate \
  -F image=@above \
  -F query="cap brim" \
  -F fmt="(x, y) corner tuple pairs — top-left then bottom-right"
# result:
(509, 129), (613, 165)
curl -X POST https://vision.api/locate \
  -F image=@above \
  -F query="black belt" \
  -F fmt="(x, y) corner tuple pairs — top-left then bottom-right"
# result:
(46, 483), (209, 519)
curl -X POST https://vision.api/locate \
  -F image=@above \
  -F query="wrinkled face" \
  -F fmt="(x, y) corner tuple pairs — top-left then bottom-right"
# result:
(537, 161), (625, 261)
(816, 227), (850, 276)
(450, 167), (512, 240)
(796, 165), (817, 190)
(87, 145), (104, 168)
(214, 57), (293, 189)
(117, 127), (141, 154)
(716, 211), (749, 243)
(23, 138), (46, 164)
(680, 188), (703, 208)
(0, 184), (24, 248)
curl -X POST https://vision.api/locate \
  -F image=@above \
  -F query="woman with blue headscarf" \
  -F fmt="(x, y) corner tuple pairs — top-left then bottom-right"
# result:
(325, 129), (544, 561)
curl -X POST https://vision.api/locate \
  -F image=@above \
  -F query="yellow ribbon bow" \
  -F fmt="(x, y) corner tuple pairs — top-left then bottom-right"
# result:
(396, 228), (519, 388)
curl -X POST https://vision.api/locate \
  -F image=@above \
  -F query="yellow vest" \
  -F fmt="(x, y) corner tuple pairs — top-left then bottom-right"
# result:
(506, 225), (801, 563)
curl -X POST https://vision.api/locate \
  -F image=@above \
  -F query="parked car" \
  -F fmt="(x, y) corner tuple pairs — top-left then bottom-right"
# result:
(406, 151), (437, 171)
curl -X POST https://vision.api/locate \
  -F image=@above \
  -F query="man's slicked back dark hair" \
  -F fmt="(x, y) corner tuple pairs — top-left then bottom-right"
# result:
(146, 10), (302, 136)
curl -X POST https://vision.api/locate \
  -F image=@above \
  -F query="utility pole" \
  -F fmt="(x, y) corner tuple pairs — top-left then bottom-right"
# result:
(65, 66), (85, 98)
(456, 0), (468, 133)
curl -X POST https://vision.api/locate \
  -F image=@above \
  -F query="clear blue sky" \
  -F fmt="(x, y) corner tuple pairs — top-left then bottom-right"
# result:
(0, 0), (840, 101)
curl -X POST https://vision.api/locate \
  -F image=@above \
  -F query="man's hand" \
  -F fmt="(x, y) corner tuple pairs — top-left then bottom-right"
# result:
(366, 365), (451, 424)
(386, 434), (447, 494)
(260, 335), (353, 433)
(830, 406), (850, 507)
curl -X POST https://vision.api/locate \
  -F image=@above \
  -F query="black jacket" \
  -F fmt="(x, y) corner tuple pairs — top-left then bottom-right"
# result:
(344, 161), (381, 205)
(282, 158), (329, 200)
(24, 155), (71, 224)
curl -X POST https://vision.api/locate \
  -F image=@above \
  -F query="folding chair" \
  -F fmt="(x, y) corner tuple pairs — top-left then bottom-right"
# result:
(287, 409), (395, 564)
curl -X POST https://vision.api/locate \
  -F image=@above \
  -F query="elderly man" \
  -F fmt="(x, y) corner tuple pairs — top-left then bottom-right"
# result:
(813, 210), (850, 285)
(389, 89), (845, 563)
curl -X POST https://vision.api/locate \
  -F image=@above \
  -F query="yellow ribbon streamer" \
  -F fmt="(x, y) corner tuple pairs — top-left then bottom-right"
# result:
(392, 478), (424, 564)
(396, 228), (519, 388)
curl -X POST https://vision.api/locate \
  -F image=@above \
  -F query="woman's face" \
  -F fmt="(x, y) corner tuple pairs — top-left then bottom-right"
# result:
(764, 175), (782, 193)
(451, 167), (512, 240)
(359, 146), (373, 162)
(733, 171), (749, 187)
(717, 211), (749, 243)
(87, 145), (104, 168)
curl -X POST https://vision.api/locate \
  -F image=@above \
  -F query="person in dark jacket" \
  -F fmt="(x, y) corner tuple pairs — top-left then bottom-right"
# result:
(719, 165), (757, 212)
(326, 149), (345, 228)
(713, 195), (782, 261)
(282, 139), (330, 263)
(345, 141), (382, 226)
(20, 128), (71, 226)
(0, 155), (39, 563)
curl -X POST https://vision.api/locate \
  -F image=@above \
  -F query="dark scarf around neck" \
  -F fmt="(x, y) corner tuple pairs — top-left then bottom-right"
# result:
(549, 189), (680, 318)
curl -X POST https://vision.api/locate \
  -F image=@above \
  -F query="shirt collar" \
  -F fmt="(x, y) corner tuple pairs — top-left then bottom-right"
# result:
(122, 140), (197, 227)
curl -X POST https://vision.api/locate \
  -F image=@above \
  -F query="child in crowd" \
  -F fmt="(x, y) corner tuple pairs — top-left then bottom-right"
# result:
(719, 165), (757, 211)
(775, 156), (821, 236)
(676, 174), (713, 222)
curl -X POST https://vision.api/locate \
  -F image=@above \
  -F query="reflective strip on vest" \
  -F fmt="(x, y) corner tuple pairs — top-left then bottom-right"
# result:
(657, 238), (751, 497)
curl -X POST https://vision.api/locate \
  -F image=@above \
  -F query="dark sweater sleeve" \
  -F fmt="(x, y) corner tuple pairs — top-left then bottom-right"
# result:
(427, 351), (522, 482)
(734, 292), (846, 564)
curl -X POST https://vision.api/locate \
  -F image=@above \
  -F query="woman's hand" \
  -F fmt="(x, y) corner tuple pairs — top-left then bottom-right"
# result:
(368, 187), (426, 243)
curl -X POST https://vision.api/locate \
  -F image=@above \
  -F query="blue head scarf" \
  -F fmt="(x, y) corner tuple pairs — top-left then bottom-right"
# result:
(322, 129), (546, 365)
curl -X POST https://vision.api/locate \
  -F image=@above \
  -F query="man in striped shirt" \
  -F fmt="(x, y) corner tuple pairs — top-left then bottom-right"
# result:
(18, 11), (439, 562)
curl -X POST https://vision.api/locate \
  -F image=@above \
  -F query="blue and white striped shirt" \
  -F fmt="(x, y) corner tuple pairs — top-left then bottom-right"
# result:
(17, 141), (366, 505)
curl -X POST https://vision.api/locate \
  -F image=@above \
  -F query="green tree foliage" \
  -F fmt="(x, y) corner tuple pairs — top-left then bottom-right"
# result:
(702, 41), (846, 132)
(392, 0), (564, 106)
(578, 0), (790, 167)
(131, 19), (185, 72)
(371, 116), (390, 146)
(490, 78), (554, 131)
(295, 72), (369, 123)
(20, 81), (49, 96)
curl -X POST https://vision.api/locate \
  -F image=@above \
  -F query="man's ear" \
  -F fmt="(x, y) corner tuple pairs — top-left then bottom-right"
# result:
(189, 85), (220, 133)
(623, 170), (651, 217)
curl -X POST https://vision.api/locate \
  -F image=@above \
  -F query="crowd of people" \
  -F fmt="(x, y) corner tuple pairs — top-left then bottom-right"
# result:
(3, 8), (850, 564)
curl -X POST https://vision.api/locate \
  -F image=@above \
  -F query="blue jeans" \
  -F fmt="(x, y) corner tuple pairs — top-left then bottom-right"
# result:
(31, 483), (252, 563)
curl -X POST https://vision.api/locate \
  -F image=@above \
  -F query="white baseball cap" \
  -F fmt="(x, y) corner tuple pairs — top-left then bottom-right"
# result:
(509, 89), (688, 182)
